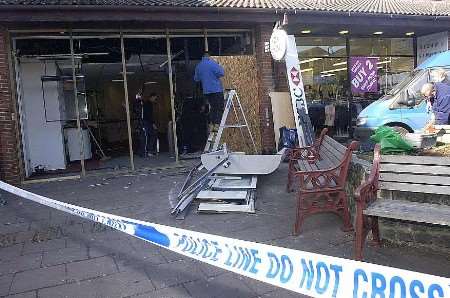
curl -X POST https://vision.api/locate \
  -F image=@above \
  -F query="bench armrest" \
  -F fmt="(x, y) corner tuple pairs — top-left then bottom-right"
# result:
(355, 144), (381, 209)
(293, 141), (359, 191)
(293, 167), (342, 191)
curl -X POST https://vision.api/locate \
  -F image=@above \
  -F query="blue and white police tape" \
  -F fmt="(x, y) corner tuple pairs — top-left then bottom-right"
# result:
(0, 180), (448, 298)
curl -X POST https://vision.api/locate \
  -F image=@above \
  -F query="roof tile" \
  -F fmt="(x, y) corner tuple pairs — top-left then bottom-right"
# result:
(2, 0), (450, 16)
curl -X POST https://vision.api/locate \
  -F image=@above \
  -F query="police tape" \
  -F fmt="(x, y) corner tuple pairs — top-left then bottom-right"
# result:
(0, 180), (448, 298)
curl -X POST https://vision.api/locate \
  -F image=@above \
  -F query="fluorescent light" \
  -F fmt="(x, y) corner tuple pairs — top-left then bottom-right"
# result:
(321, 67), (347, 74)
(339, 30), (349, 35)
(333, 61), (347, 66)
(111, 79), (124, 82)
(300, 58), (322, 64)
(321, 74), (336, 78)
(377, 66), (384, 69)
(406, 32), (415, 36)
(377, 60), (391, 65)
(301, 30), (311, 34)
(373, 31), (383, 35)
(120, 71), (135, 75)
(144, 81), (158, 85)
(301, 68), (313, 73)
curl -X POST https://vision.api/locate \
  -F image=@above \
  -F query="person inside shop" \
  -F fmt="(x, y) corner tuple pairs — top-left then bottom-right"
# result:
(421, 81), (450, 125)
(135, 91), (158, 157)
(194, 51), (225, 137)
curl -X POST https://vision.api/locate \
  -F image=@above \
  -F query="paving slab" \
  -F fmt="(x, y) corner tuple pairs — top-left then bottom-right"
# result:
(0, 274), (13, 296)
(5, 291), (37, 298)
(66, 256), (118, 281)
(132, 285), (191, 298)
(42, 246), (88, 267)
(145, 259), (206, 289)
(9, 264), (66, 294)
(183, 273), (257, 298)
(38, 270), (154, 298)
(0, 253), (42, 275)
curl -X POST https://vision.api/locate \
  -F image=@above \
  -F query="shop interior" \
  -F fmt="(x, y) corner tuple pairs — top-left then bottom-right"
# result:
(13, 31), (252, 179)
(294, 34), (416, 138)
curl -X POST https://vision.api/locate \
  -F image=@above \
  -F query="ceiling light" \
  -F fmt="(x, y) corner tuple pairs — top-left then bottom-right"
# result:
(339, 30), (349, 35)
(373, 31), (383, 35)
(301, 30), (311, 34)
(144, 81), (158, 85)
(301, 68), (314, 73)
(377, 60), (391, 65)
(406, 32), (415, 36)
(120, 71), (135, 75)
(321, 67), (347, 74)
(111, 79), (124, 82)
(333, 61), (347, 66)
(300, 58), (322, 64)
(321, 74), (336, 78)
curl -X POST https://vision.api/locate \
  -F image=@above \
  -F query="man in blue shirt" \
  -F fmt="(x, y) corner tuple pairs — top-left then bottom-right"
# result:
(194, 51), (225, 128)
(421, 82), (450, 125)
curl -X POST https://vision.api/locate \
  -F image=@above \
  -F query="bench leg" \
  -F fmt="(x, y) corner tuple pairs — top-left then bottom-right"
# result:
(370, 217), (381, 247)
(354, 215), (365, 261)
(339, 192), (353, 232)
(294, 194), (305, 236)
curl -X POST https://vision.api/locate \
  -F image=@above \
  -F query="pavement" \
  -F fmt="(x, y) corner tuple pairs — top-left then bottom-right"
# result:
(0, 162), (448, 298)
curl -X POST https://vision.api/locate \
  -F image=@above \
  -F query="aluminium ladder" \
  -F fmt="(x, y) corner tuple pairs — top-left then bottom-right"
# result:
(204, 89), (257, 153)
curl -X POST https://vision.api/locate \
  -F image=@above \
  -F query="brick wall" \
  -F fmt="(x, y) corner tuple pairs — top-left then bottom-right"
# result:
(0, 28), (21, 184)
(255, 24), (276, 153)
(274, 61), (288, 92)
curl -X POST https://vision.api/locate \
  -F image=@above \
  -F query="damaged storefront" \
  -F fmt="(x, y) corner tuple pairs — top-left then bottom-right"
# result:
(2, 2), (450, 183)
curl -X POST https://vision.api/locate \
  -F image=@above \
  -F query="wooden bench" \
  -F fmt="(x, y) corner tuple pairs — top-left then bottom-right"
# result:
(287, 129), (359, 235)
(354, 145), (450, 260)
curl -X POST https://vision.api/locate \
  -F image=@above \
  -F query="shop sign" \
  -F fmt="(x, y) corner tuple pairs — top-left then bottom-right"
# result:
(417, 32), (449, 65)
(270, 29), (288, 61)
(350, 57), (379, 94)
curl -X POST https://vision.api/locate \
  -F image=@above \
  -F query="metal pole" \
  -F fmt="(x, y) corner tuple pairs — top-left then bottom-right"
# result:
(166, 29), (180, 162)
(203, 28), (208, 52)
(120, 32), (135, 171)
(70, 32), (86, 177)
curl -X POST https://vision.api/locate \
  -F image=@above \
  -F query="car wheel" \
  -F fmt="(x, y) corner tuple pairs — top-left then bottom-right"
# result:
(392, 126), (409, 136)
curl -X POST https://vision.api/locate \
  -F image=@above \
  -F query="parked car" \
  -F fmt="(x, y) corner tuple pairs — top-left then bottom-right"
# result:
(355, 51), (450, 138)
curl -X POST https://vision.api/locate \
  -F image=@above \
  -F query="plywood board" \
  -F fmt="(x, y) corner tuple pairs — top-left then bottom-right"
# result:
(212, 56), (261, 153)
(269, 92), (295, 149)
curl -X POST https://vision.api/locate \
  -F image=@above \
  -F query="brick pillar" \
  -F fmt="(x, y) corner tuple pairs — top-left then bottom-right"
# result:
(255, 24), (276, 154)
(0, 28), (21, 184)
(274, 61), (289, 92)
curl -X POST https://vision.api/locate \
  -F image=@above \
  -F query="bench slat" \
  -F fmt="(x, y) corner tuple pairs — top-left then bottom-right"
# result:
(364, 199), (450, 226)
(319, 149), (340, 168)
(320, 142), (344, 165)
(322, 138), (346, 158)
(323, 136), (347, 154)
(297, 159), (318, 172)
(380, 172), (450, 186)
(380, 181), (450, 195)
(381, 155), (450, 166)
(380, 164), (450, 175)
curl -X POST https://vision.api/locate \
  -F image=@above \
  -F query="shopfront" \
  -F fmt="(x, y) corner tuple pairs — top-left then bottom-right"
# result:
(3, 1), (450, 184)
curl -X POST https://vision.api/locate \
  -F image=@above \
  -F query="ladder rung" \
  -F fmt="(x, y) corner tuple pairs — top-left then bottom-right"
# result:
(223, 125), (246, 128)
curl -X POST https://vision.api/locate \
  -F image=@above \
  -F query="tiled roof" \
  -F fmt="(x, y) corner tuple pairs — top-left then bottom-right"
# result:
(2, 0), (450, 16)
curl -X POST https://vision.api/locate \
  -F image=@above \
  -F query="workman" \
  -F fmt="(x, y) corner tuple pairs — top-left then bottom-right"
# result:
(136, 92), (158, 157)
(194, 51), (225, 135)
(421, 82), (450, 125)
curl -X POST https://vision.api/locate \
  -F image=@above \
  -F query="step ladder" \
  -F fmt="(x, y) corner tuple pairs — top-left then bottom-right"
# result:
(204, 89), (257, 153)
